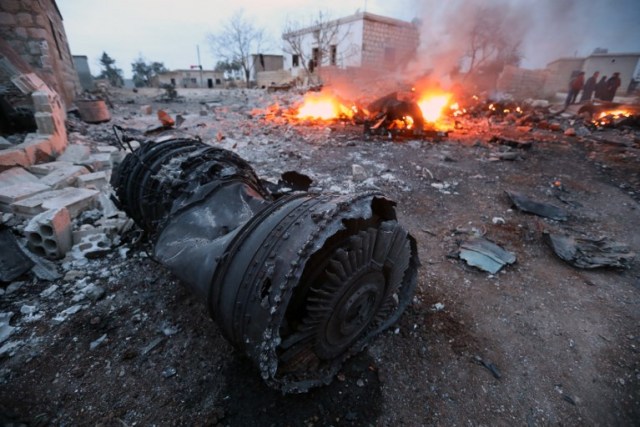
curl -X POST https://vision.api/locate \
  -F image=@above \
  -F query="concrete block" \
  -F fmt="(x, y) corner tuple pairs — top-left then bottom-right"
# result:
(35, 112), (58, 135)
(0, 167), (40, 187)
(32, 91), (52, 113)
(25, 208), (72, 259)
(29, 161), (74, 176)
(72, 224), (101, 245)
(95, 146), (118, 154)
(81, 153), (112, 171)
(71, 233), (112, 259)
(16, 134), (54, 164)
(57, 144), (90, 163)
(0, 182), (51, 205)
(0, 149), (30, 172)
(75, 171), (109, 190)
(39, 165), (89, 189)
(11, 187), (99, 218)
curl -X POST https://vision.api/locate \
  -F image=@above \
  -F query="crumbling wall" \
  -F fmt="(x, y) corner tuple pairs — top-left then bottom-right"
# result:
(361, 16), (419, 70)
(0, 0), (81, 107)
(497, 66), (551, 99)
(256, 69), (293, 88)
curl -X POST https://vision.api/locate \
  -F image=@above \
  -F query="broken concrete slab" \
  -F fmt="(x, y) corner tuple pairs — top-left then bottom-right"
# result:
(25, 208), (72, 259)
(29, 161), (74, 176)
(11, 187), (99, 217)
(545, 232), (636, 269)
(0, 167), (40, 187)
(39, 165), (89, 189)
(459, 237), (516, 274)
(0, 182), (51, 205)
(506, 191), (568, 221)
(57, 144), (91, 163)
(71, 233), (112, 259)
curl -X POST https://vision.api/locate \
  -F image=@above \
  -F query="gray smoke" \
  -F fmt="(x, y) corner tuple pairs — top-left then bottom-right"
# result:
(408, 0), (640, 81)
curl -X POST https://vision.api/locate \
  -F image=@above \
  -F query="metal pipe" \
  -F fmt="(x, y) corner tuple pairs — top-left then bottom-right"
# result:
(112, 136), (419, 393)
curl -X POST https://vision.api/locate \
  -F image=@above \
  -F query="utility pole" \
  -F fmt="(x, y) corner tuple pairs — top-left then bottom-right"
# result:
(197, 45), (203, 88)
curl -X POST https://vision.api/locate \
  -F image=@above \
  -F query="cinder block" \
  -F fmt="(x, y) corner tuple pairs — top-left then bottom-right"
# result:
(0, 167), (40, 187)
(75, 171), (108, 190)
(32, 91), (52, 113)
(0, 182), (51, 205)
(81, 153), (112, 171)
(25, 208), (72, 259)
(57, 144), (90, 163)
(39, 165), (88, 189)
(29, 161), (74, 176)
(71, 233), (112, 260)
(35, 112), (57, 135)
(11, 187), (99, 217)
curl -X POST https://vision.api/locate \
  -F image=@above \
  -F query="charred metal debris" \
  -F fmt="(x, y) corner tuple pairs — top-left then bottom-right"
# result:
(111, 131), (419, 393)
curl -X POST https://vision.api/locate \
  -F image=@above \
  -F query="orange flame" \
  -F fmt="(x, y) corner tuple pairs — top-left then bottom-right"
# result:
(296, 93), (354, 120)
(417, 93), (452, 122)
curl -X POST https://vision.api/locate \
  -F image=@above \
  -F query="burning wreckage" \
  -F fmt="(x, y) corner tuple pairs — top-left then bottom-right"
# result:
(111, 130), (419, 393)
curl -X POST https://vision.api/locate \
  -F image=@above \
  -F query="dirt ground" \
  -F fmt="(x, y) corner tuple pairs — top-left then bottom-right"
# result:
(1, 88), (639, 426)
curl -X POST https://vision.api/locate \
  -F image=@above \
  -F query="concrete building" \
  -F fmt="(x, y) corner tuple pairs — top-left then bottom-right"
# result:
(72, 55), (93, 91)
(250, 54), (284, 82)
(282, 12), (419, 77)
(544, 52), (640, 94)
(155, 69), (225, 89)
(0, 0), (81, 107)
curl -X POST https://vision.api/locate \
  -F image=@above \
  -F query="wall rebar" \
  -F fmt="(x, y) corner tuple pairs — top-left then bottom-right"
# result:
(112, 136), (419, 393)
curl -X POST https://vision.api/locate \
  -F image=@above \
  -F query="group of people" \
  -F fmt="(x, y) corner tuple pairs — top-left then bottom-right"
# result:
(565, 71), (621, 107)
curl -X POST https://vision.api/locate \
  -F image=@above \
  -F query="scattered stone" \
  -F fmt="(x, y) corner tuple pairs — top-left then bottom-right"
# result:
(351, 164), (367, 181)
(53, 304), (84, 322)
(141, 105), (152, 115)
(0, 313), (15, 344)
(90, 334), (107, 350)
(40, 284), (59, 298)
(564, 128), (576, 136)
(162, 367), (177, 378)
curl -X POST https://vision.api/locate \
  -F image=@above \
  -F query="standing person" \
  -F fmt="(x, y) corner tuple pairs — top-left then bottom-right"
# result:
(580, 71), (599, 102)
(595, 75), (608, 99)
(565, 71), (585, 108)
(604, 72), (621, 101)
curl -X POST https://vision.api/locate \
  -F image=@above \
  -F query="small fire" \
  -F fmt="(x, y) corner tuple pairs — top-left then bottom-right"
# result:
(417, 93), (452, 122)
(593, 109), (633, 126)
(296, 93), (354, 120)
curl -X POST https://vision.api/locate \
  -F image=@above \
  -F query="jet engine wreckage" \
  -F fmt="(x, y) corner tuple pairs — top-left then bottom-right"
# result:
(111, 132), (419, 393)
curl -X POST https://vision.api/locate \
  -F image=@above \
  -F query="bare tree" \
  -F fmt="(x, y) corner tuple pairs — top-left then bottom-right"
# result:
(464, 5), (523, 76)
(283, 11), (358, 78)
(207, 10), (268, 82)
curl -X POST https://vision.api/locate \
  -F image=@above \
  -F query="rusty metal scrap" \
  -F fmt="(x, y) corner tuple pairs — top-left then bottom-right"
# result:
(112, 135), (419, 392)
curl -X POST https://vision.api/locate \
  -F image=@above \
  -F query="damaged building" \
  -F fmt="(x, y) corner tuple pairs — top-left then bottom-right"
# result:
(283, 12), (420, 77)
(0, 0), (81, 107)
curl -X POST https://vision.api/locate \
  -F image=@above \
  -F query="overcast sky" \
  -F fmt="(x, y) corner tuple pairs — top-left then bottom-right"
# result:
(58, 0), (640, 79)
